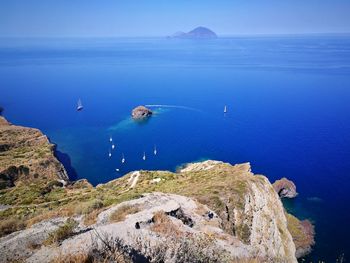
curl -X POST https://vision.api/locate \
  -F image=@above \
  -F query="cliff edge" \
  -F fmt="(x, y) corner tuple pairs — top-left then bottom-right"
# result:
(0, 119), (314, 263)
(0, 116), (68, 189)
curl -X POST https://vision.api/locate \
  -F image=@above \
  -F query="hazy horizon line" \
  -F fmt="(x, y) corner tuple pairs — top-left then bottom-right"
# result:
(1, 32), (350, 39)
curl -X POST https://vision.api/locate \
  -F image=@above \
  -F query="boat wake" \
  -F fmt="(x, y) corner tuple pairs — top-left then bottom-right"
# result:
(145, 104), (201, 112)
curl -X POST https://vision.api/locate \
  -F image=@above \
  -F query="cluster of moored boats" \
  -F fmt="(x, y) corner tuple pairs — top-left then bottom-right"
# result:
(77, 99), (228, 172)
(107, 136), (157, 172)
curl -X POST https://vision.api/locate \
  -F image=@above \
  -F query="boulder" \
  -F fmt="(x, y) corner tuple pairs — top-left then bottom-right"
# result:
(131, 106), (152, 120)
(273, 177), (297, 198)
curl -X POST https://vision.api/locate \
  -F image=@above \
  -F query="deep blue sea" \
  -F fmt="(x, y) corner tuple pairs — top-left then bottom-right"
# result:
(1, 36), (350, 262)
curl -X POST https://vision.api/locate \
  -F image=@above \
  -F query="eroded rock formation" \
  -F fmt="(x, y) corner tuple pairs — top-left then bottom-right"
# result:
(273, 177), (297, 198)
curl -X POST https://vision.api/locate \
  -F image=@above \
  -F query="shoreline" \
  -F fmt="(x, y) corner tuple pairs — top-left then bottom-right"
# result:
(0, 116), (315, 262)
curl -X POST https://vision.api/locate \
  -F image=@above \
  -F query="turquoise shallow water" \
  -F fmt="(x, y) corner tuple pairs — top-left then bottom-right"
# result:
(1, 36), (350, 261)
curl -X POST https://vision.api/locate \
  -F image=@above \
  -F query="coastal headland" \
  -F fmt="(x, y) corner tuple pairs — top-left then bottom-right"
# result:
(0, 116), (314, 262)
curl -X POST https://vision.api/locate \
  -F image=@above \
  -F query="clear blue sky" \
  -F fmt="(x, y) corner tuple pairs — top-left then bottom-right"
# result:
(1, 0), (350, 37)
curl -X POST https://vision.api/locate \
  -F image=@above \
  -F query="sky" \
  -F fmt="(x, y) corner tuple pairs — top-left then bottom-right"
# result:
(0, 0), (350, 37)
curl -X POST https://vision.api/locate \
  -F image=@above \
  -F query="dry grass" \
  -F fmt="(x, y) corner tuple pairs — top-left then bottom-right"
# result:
(150, 210), (183, 237)
(26, 206), (76, 227)
(0, 218), (25, 237)
(27, 241), (42, 250)
(44, 218), (78, 245)
(75, 199), (104, 215)
(50, 252), (92, 263)
(83, 208), (105, 226)
(0, 217), (25, 237)
(109, 204), (140, 223)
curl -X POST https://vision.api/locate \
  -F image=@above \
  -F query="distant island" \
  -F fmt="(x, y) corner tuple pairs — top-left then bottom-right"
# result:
(168, 26), (218, 39)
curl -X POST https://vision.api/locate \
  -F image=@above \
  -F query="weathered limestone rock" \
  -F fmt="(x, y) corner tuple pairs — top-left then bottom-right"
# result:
(273, 177), (297, 198)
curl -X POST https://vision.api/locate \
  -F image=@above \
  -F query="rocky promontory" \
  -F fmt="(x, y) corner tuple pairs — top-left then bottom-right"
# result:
(131, 105), (153, 120)
(0, 118), (315, 263)
(0, 116), (68, 189)
(272, 177), (315, 257)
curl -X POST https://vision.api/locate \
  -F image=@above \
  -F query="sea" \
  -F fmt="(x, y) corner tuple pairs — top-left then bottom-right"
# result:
(1, 35), (350, 262)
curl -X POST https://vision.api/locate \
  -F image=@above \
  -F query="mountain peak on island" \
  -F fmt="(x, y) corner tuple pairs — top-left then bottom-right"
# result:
(168, 26), (218, 39)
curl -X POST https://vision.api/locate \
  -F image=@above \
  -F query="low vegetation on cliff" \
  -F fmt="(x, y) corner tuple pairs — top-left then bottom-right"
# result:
(0, 117), (314, 262)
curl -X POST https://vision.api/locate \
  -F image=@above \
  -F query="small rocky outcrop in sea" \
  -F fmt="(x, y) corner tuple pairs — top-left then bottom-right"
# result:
(131, 106), (153, 120)
(168, 26), (218, 39)
(273, 177), (297, 198)
(0, 106), (3, 115)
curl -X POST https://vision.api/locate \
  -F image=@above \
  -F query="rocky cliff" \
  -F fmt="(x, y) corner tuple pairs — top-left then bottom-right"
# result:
(0, 116), (68, 189)
(0, 118), (314, 263)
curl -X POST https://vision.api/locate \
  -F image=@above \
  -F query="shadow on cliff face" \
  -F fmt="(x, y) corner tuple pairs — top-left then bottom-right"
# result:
(54, 149), (78, 181)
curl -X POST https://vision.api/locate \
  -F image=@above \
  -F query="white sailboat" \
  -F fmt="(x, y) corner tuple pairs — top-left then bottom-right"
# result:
(154, 145), (157, 155)
(112, 144), (115, 150)
(121, 153), (125, 163)
(77, 99), (83, 111)
(224, 105), (227, 113)
(143, 152), (146, 161)
(108, 150), (112, 158)
(115, 168), (120, 172)
(109, 136), (113, 142)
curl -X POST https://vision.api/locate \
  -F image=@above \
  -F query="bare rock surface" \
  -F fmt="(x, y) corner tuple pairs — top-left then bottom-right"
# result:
(1, 189), (299, 262)
(273, 177), (297, 198)
(0, 218), (66, 262)
(20, 193), (251, 263)
(131, 106), (153, 120)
